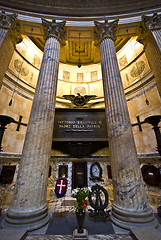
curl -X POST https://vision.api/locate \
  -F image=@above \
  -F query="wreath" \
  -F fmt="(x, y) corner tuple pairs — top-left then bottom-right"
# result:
(88, 184), (108, 210)
(90, 162), (103, 181)
(141, 165), (160, 186)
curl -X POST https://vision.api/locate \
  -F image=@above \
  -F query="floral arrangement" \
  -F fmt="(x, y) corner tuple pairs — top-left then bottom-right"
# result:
(72, 187), (91, 212)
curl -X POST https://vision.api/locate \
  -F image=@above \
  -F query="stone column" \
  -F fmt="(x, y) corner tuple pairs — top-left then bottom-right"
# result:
(94, 20), (157, 230)
(0, 11), (22, 89)
(2, 19), (66, 231)
(138, 13), (161, 97)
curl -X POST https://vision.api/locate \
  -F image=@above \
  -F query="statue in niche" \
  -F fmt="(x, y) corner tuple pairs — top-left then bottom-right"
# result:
(63, 93), (97, 107)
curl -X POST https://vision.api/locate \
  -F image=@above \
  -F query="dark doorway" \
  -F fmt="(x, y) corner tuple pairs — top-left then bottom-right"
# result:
(72, 162), (87, 189)
(0, 165), (16, 184)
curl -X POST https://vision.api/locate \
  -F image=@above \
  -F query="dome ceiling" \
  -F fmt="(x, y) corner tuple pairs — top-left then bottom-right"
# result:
(0, 1), (160, 18)
(1, 1), (160, 65)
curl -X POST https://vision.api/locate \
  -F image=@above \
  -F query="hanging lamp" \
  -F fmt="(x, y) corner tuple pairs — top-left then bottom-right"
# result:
(78, 33), (81, 68)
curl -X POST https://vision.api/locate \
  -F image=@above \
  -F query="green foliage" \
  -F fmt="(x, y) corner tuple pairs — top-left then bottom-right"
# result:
(72, 187), (91, 211)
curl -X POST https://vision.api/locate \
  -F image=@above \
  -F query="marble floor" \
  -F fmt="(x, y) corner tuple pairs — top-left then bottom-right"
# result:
(1, 197), (161, 240)
(24, 197), (132, 239)
(26, 234), (132, 240)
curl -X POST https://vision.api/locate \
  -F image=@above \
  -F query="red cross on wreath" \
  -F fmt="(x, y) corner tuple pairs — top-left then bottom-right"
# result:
(55, 178), (68, 198)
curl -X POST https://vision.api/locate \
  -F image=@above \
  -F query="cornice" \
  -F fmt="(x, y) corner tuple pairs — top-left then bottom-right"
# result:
(0, 1), (161, 17)
(0, 2), (161, 22)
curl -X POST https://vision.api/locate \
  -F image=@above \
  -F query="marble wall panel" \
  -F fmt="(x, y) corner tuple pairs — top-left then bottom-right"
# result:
(58, 63), (101, 83)
(63, 71), (70, 81)
(47, 160), (113, 206)
(9, 51), (39, 88)
(89, 80), (104, 97)
(91, 71), (98, 81)
(70, 83), (89, 95)
(0, 86), (32, 153)
(56, 80), (71, 97)
(117, 37), (144, 70)
(77, 73), (84, 82)
(16, 35), (43, 69)
(127, 87), (161, 154)
(120, 53), (150, 88)
(0, 157), (160, 212)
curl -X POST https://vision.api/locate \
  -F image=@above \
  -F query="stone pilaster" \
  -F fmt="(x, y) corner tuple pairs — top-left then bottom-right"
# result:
(0, 11), (22, 89)
(139, 13), (161, 97)
(0, 11), (17, 45)
(2, 19), (66, 231)
(94, 20), (157, 230)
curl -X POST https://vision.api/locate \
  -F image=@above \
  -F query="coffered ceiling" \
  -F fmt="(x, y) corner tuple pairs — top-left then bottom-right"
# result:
(28, 25), (130, 65)
(30, 36), (129, 65)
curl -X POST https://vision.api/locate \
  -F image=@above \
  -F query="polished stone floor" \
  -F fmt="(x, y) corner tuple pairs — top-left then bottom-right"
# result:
(25, 197), (133, 239)
(26, 234), (132, 240)
(1, 197), (161, 240)
(25, 198), (161, 240)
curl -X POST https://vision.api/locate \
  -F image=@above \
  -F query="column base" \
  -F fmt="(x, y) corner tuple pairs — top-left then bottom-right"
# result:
(1, 205), (50, 232)
(111, 203), (158, 230)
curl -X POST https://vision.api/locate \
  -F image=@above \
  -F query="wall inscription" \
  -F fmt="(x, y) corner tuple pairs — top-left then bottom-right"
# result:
(53, 109), (108, 141)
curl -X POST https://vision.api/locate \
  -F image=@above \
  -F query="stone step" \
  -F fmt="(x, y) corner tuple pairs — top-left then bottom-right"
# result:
(130, 227), (161, 240)
(0, 229), (27, 240)
(26, 234), (133, 240)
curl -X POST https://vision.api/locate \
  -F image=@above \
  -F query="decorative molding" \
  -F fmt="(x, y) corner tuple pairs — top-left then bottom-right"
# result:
(94, 19), (119, 43)
(0, 1), (160, 20)
(0, 10), (17, 29)
(137, 23), (149, 45)
(9, 21), (23, 45)
(42, 18), (66, 45)
(62, 93), (97, 107)
(142, 13), (161, 30)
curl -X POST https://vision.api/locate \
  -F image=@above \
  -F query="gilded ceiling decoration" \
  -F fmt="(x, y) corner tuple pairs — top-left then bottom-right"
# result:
(30, 36), (129, 65)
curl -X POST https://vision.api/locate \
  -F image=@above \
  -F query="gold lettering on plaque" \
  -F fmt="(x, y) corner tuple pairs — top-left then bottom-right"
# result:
(57, 120), (102, 130)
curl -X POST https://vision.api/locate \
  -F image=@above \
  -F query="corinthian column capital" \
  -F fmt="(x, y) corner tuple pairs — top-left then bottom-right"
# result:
(94, 19), (119, 43)
(42, 18), (66, 45)
(142, 13), (161, 30)
(0, 11), (17, 29)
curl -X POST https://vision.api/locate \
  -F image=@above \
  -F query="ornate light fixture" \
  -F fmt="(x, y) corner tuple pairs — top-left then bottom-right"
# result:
(78, 33), (81, 68)
(9, 72), (20, 106)
(144, 90), (149, 105)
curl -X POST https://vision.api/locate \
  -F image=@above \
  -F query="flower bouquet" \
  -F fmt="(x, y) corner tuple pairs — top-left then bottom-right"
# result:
(72, 187), (91, 212)
(72, 187), (91, 233)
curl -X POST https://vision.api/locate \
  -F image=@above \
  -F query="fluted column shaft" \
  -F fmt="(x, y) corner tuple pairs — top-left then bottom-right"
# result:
(10, 36), (59, 211)
(0, 28), (7, 46)
(100, 37), (147, 209)
(2, 19), (66, 231)
(95, 20), (157, 230)
(152, 29), (161, 50)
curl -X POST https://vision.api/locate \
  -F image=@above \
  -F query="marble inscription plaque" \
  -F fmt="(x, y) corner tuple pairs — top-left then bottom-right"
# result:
(53, 109), (108, 141)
